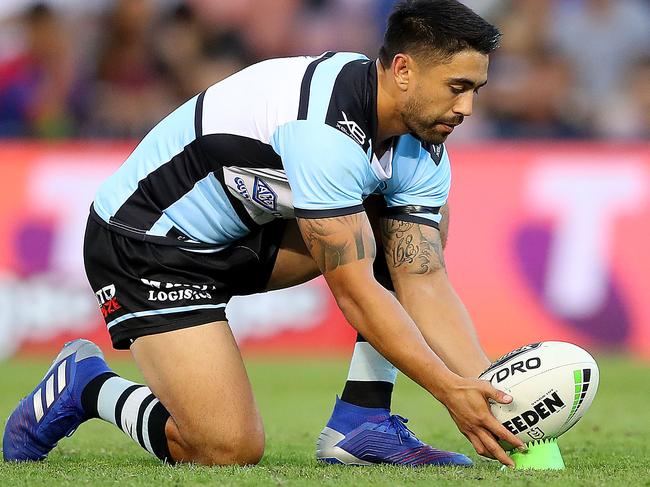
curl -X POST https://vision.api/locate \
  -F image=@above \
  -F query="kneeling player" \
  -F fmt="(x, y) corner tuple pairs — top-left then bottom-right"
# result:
(3, 0), (524, 468)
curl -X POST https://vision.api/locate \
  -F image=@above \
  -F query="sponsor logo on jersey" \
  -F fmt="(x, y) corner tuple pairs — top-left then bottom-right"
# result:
(141, 278), (214, 302)
(502, 390), (566, 435)
(147, 288), (212, 302)
(488, 356), (542, 384)
(252, 177), (278, 211)
(421, 141), (444, 165)
(95, 284), (121, 318)
(337, 111), (366, 146)
(234, 177), (250, 200)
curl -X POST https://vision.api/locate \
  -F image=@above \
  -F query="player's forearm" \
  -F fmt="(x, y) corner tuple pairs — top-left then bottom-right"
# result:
(328, 275), (459, 399)
(395, 271), (490, 378)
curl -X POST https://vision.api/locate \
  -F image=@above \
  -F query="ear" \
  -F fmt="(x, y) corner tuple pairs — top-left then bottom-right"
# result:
(392, 54), (411, 92)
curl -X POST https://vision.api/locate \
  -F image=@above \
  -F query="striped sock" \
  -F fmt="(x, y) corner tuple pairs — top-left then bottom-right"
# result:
(340, 333), (398, 409)
(81, 373), (172, 462)
(340, 255), (398, 409)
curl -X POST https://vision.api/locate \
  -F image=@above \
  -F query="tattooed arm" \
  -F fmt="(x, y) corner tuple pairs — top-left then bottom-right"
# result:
(381, 207), (490, 378)
(298, 211), (524, 465)
(297, 212), (458, 399)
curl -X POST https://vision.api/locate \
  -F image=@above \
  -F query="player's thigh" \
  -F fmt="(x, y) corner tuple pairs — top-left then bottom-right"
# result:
(129, 321), (264, 455)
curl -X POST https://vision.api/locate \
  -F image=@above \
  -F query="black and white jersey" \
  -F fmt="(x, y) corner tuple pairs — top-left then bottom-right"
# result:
(92, 52), (451, 248)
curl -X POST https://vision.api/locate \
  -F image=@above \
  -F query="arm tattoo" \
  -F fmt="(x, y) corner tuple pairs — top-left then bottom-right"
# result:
(381, 218), (446, 275)
(439, 204), (449, 250)
(299, 214), (377, 273)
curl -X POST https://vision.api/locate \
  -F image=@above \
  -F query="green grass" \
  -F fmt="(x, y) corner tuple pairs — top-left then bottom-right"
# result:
(1, 355), (648, 486)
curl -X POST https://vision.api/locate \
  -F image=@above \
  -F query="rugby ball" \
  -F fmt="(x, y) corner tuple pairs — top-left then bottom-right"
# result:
(478, 341), (599, 448)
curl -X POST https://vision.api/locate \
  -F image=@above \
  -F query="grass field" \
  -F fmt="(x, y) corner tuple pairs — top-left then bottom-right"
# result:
(1, 355), (648, 486)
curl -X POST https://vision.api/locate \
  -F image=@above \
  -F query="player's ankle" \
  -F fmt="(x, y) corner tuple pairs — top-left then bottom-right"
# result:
(80, 371), (117, 419)
(340, 379), (393, 409)
(326, 396), (390, 434)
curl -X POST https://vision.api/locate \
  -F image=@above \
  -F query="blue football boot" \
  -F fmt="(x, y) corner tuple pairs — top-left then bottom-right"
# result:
(316, 397), (473, 466)
(3, 339), (112, 461)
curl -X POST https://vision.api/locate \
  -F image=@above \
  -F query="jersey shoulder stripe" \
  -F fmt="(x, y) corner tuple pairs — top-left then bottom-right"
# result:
(301, 52), (369, 123)
(297, 51), (335, 120)
(324, 58), (377, 156)
(194, 90), (206, 137)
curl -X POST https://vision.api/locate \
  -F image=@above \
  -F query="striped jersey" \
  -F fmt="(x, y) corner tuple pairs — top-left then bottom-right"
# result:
(92, 52), (452, 248)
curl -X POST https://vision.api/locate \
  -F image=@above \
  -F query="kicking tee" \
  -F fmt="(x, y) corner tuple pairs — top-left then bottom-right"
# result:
(92, 52), (451, 248)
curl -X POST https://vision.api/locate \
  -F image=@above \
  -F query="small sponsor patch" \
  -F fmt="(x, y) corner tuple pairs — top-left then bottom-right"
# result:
(234, 177), (250, 199)
(421, 141), (445, 165)
(95, 284), (121, 317)
(141, 278), (215, 302)
(252, 177), (278, 211)
(336, 111), (367, 146)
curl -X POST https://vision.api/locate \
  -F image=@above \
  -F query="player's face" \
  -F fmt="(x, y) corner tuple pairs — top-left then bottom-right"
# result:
(401, 50), (489, 144)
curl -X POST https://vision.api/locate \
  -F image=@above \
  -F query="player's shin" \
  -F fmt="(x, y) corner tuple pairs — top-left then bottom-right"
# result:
(82, 373), (173, 463)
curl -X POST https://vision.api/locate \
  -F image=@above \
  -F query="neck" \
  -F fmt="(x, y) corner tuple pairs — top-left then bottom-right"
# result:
(375, 59), (409, 144)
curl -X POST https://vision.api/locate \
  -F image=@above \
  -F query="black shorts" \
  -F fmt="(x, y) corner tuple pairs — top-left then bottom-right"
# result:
(83, 213), (285, 350)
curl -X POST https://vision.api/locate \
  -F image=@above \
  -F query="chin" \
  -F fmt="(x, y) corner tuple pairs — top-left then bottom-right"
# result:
(416, 131), (448, 145)
(405, 119), (449, 145)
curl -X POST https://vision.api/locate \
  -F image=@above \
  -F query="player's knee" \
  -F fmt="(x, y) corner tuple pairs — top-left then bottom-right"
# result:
(183, 421), (265, 466)
(200, 430), (265, 466)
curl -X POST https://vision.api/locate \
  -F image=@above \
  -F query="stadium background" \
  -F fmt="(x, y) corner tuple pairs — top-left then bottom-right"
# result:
(1, 0), (649, 361)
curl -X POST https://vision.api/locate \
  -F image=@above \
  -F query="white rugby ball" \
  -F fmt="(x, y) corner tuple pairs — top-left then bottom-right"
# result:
(478, 341), (599, 448)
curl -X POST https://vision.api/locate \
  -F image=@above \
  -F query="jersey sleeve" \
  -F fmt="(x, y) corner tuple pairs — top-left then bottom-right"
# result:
(271, 120), (371, 218)
(382, 141), (451, 229)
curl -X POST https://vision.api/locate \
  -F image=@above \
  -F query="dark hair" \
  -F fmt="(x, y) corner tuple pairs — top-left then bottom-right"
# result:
(379, 0), (501, 66)
(24, 3), (54, 23)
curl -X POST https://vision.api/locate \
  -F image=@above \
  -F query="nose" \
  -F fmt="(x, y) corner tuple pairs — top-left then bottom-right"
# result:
(453, 92), (474, 117)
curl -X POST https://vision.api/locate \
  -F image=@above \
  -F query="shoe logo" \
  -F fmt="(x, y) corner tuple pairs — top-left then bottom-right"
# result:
(33, 360), (67, 423)
(95, 284), (121, 318)
(337, 111), (366, 146)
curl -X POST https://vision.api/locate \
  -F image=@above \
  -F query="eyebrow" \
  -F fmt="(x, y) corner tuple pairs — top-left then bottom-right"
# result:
(448, 77), (488, 89)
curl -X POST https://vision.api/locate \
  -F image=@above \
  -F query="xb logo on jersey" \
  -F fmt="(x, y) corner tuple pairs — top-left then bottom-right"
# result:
(337, 111), (366, 146)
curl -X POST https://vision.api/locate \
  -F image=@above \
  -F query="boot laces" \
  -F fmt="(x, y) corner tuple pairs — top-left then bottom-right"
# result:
(382, 415), (417, 444)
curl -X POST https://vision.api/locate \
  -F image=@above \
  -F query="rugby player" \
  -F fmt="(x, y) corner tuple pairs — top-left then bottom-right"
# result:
(3, 0), (526, 468)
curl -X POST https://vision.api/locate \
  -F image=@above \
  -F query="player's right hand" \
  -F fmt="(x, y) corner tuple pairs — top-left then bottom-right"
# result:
(439, 377), (526, 467)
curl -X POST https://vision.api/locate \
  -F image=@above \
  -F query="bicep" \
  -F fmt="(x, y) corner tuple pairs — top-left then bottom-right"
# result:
(380, 218), (446, 278)
(297, 212), (377, 275)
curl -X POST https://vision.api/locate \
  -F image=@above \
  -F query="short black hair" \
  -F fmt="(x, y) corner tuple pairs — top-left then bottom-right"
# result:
(379, 0), (501, 66)
(24, 3), (53, 23)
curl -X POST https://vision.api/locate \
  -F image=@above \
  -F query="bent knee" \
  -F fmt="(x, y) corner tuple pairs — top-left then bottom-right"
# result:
(199, 432), (264, 466)
(179, 422), (265, 466)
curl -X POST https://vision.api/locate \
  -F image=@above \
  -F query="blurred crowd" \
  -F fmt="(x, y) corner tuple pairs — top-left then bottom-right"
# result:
(0, 0), (648, 141)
